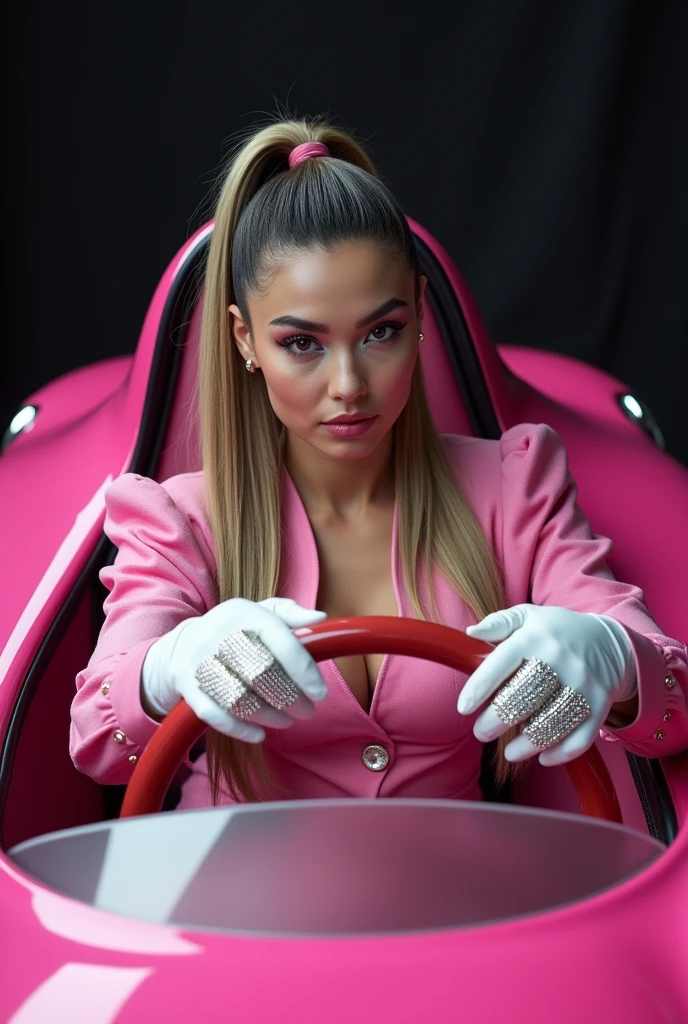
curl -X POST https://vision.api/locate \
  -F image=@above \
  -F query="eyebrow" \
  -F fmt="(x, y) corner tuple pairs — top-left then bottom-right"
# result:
(268, 297), (409, 333)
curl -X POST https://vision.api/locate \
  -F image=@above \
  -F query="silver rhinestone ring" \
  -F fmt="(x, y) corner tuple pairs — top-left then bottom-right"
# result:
(492, 658), (561, 725)
(522, 686), (592, 749)
(195, 655), (263, 719)
(216, 630), (301, 711)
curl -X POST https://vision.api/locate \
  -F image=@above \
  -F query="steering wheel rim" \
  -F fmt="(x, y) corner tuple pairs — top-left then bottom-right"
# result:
(120, 616), (622, 822)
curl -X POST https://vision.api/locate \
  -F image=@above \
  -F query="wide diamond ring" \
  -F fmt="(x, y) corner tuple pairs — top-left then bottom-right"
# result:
(522, 686), (592, 749)
(195, 655), (263, 719)
(492, 657), (561, 725)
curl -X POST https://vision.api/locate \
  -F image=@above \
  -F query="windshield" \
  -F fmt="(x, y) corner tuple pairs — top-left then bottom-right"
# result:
(8, 799), (665, 936)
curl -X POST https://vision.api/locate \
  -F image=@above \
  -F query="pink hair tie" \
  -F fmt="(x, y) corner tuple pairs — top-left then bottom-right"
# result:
(288, 141), (331, 168)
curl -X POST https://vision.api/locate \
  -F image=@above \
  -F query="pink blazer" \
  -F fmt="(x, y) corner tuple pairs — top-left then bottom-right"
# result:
(70, 423), (688, 808)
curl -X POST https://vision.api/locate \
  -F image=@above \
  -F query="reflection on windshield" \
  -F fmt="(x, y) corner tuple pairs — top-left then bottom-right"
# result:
(94, 808), (232, 922)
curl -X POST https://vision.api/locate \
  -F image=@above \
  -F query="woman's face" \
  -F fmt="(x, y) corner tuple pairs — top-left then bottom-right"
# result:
(228, 240), (427, 461)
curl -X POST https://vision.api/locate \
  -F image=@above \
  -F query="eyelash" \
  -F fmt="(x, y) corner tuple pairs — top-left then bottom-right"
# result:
(277, 320), (408, 359)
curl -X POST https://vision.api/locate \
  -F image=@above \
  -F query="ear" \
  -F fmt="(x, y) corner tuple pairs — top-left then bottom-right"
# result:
(416, 275), (427, 331)
(227, 304), (257, 366)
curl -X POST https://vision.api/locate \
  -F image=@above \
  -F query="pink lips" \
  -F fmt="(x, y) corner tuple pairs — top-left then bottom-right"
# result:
(322, 416), (378, 438)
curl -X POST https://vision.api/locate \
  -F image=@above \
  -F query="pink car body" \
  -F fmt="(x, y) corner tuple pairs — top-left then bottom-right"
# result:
(0, 218), (687, 1023)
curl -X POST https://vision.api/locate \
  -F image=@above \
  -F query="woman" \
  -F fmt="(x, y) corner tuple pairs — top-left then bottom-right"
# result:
(70, 116), (688, 808)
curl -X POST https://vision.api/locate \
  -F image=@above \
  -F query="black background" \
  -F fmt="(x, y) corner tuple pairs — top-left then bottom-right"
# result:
(4, 0), (687, 465)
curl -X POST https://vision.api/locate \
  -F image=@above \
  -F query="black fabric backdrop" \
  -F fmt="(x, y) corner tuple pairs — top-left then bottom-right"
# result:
(3, 0), (687, 465)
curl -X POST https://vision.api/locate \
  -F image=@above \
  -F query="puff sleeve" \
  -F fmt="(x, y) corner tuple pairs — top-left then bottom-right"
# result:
(70, 472), (219, 784)
(499, 422), (688, 758)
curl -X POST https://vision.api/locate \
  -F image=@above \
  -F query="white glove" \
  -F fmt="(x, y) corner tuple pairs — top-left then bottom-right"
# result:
(458, 604), (638, 766)
(141, 597), (329, 743)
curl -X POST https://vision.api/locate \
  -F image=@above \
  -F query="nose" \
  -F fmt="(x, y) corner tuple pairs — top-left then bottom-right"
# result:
(326, 352), (368, 403)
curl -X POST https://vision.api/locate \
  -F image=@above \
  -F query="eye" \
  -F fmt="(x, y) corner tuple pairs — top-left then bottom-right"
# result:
(367, 320), (407, 343)
(277, 336), (320, 358)
(276, 320), (408, 359)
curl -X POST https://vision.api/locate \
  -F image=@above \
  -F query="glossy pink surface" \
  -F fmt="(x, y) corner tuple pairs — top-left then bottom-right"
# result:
(2, 831), (687, 1023)
(1, 218), (687, 1022)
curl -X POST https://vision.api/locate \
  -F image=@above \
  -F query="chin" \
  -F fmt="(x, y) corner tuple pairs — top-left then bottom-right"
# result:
(322, 427), (392, 459)
(325, 445), (378, 461)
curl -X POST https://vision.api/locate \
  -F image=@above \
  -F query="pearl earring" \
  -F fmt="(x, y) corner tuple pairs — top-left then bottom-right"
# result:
(418, 332), (425, 343)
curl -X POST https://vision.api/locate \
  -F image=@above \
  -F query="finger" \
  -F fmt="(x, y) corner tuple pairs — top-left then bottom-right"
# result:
(184, 689), (266, 743)
(505, 716), (599, 766)
(248, 606), (329, 701)
(244, 699), (294, 730)
(259, 597), (329, 628)
(472, 704), (510, 742)
(249, 685), (316, 722)
(457, 645), (528, 714)
(537, 718), (599, 766)
(281, 690), (316, 720)
(502, 732), (540, 762)
(207, 599), (328, 699)
(465, 606), (527, 642)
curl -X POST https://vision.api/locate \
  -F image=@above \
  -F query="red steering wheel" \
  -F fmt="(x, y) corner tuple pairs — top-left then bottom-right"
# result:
(120, 616), (622, 822)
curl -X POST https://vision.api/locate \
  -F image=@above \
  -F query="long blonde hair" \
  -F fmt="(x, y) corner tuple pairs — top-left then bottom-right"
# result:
(192, 114), (518, 802)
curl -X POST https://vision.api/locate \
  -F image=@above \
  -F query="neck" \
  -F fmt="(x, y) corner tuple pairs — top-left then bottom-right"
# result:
(282, 428), (395, 522)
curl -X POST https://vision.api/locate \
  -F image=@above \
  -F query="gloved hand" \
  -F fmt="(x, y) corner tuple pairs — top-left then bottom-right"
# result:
(141, 597), (329, 743)
(458, 604), (638, 766)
